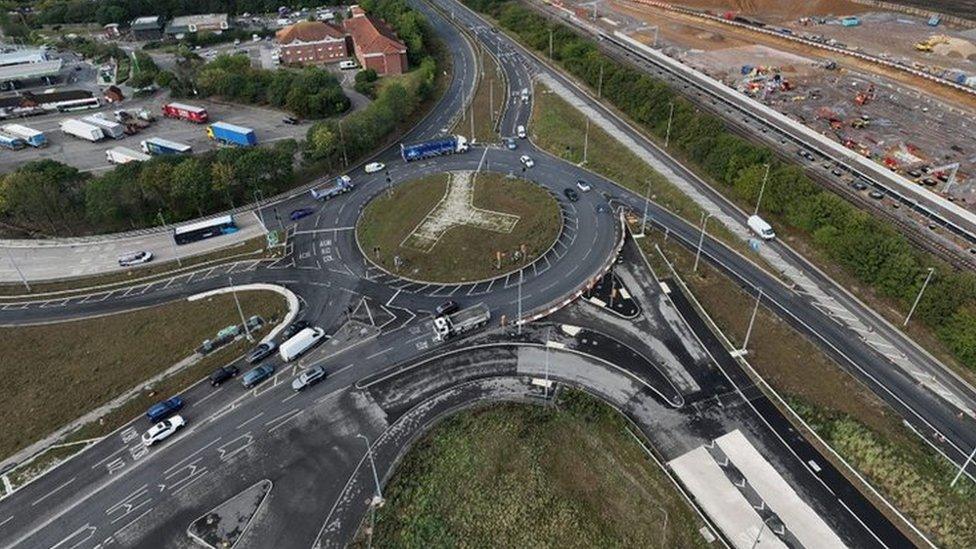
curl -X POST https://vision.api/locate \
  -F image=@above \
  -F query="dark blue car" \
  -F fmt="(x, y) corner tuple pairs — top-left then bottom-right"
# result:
(146, 396), (185, 423)
(290, 208), (315, 221)
(242, 364), (275, 389)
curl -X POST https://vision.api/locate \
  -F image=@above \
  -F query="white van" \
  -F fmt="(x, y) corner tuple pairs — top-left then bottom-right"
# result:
(278, 327), (326, 362)
(516, 125), (526, 139)
(747, 215), (775, 240)
(339, 59), (359, 70)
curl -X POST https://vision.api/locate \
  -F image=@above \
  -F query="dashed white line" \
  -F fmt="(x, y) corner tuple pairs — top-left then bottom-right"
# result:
(31, 477), (76, 507)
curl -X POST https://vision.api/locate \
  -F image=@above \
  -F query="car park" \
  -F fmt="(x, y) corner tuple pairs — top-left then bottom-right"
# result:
(563, 188), (579, 202)
(364, 162), (385, 174)
(576, 179), (592, 192)
(291, 366), (327, 391)
(519, 155), (534, 168)
(146, 396), (184, 423)
(290, 208), (315, 221)
(504, 137), (517, 150)
(209, 365), (239, 386)
(281, 320), (309, 340)
(246, 342), (277, 364)
(142, 415), (186, 446)
(516, 125), (526, 139)
(242, 364), (275, 388)
(436, 300), (460, 316)
(118, 251), (153, 267)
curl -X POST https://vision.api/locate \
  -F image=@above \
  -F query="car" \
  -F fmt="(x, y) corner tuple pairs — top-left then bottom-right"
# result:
(283, 116), (300, 125)
(516, 125), (527, 139)
(118, 251), (153, 267)
(868, 190), (884, 199)
(242, 364), (275, 389)
(146, 396), (184, 423)
(576, 179), (592, 192)
(831, 168), (843, 176)
(291, 366), (327, 391)
(435, 300), (460, 316)
(281, 320), (310, 340)
(519, 155), (534, 168)
(290, 208), (315, 221)
(246, 342), (277, 364)
(563, 188), (579, 202)
(504, 137), (517, 150)
(209, 365), (240, 387)
(852, 180), (868, 191)
(364, 162), (385, 174)
(142, 415), (186, 446)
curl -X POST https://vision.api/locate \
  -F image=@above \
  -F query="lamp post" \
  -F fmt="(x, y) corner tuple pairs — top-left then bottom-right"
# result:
(229, 275), (252, 342)
(693, 212), (713, 273)
(4, 247), (30, 292)
(904, 267), (934, 327)
(754, 163), (770, 216)
(665, 101), (675, 148)
(157, 210), (182, 268)
(741, 288), (763, 353)
(357, 433), (384, 505)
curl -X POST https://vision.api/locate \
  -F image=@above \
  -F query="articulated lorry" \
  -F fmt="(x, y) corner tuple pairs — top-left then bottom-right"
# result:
(82, 115), (125, 139)
(106, 146), (151, 164)
(162, 102), (209, 123)
(432, 303), (490, 341)
(207, 121), (257, 147)
(1, 124), (46, 147)
(310, 175), (353, 200)
(401, 134), (469, 162)
(141, 137), (192, 155)
(61, 119), (104, 142)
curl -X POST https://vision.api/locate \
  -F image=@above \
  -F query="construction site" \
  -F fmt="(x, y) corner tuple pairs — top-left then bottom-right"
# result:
(552, 0), (976, 216)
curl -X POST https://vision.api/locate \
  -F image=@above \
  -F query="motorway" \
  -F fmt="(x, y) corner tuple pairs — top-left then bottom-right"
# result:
(0, 0), (969, 546)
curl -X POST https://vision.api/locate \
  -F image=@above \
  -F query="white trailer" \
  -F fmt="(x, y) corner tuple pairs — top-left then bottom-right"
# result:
(106, 146), (151, 164)
(60, 119), (104, 142)
(278, 327), (326, 362)
(83, 114), (125, 139)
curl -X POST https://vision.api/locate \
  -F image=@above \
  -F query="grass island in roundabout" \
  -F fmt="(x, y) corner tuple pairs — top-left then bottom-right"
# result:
(356, 171), (562, 283)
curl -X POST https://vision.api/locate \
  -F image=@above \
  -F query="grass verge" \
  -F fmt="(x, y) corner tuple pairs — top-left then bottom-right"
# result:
(636, 226), (976, 547)
(453, 42), (505, 143)
(357, 171), (560, 282)
(355, 390), (709, 547)
(0, 291), (286, 462)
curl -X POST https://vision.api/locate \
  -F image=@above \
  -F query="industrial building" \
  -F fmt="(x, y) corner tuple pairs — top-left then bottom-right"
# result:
(165, 13), (231, 38)
(275, 21), (349, 65)
(0, 49), (63, 90)
(344, 6), (408, 76)
(131, 16), (165, 41)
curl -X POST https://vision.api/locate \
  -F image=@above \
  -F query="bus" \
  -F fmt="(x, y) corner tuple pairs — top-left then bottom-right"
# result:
(173, 215), (238, 245)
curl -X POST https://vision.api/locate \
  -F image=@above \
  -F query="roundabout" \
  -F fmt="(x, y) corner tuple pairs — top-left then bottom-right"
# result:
(356, 171), (562, 283)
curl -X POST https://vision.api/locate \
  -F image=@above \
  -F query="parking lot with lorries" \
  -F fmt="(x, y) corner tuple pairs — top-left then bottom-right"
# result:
(0, 95), (308, 174)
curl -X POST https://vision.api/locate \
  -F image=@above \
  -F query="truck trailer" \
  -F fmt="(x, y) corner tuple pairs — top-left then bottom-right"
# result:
(310, 175), (353, 200)
(82, 115), (126, 139)
(400, 135), (469, 162)
(106, 146), (151, 164)
(278, 327), (326, 362)
(0, 132), (25, 150)
(1, 124), (47, 147)
(207, 122), (257, 147)
(432, 303), (490, 341)
(162, 102), (209, 123)
(140, 137), (192, 155)
(60, 119), (104, 142)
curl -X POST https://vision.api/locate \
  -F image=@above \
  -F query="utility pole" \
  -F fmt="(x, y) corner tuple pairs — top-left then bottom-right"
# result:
(517, 269), (523, 335)
(582, 118), (589, 164)
(952, 445), (976, 488)
(357, 433), (384, 504)
(904, 267), (935, 327)
(549, 28), (553, 59)
(337, 120), (349, 166)
(597, 63), (604, 99)
(641, 181), (651, 236)
(229, 275), (253, 342)
(489, 81), (494, 128)
(157, 210), (182, 268)
(5, 247), (30, 292)
(741, 288), (763, 353)
(693, 212), (712, 273)
(665, 101), (675, 148)
(544, 326), (552, 400)
(253, 188), (266, 229)
(754, 163), (770, 216)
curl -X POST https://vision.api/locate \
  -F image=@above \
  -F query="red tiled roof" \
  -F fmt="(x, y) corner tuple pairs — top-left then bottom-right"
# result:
(344, 13), (406, 56)
(276, 21), (345, 44)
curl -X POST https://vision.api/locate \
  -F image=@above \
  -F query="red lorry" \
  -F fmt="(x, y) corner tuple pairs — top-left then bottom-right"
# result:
(161, 102), (209, 123)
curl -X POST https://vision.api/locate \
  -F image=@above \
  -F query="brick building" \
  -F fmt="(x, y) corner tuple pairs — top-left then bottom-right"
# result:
(275, 21), (349, 65)
(343, 6), (408, 76)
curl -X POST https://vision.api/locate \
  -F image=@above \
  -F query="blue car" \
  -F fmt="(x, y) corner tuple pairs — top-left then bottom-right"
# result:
(242, 364), (275, 389)
(504, 137), (517, 150)
(146, 396), (185, 423)
(290, 208), (315, 221)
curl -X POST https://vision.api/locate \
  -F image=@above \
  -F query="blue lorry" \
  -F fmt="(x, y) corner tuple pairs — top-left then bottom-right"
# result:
(400, 134), (469, 162)
(207, 122), (257, 147)
(310, 175), (354, 200)
(141, 137), (192, 155)
(1, 124), (46, 147)
(0, 132), (25, 150)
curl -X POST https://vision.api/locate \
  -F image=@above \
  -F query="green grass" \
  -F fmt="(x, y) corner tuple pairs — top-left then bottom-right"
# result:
(453, 43), (505, 143)
(357, 172), (560, 282)
(0, 291), (286, 461)
(358, 390), (709, 548)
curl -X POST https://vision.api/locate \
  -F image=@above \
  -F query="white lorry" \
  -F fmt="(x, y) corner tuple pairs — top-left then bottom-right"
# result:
(747, 215), (776, 240)
(433, 304), (491, 341)
(60, 119), (104, 142)
(106, 146), (151, 164)
(278, 327), (326, 362)
(83, 114), (126, 139)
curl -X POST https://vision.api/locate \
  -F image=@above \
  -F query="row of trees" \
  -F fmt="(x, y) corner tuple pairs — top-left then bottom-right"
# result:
(0, 142), (296, 235)
(195, 55), (350, 119)
(464, 0), (976, 371)
(29, 0), (342, 26)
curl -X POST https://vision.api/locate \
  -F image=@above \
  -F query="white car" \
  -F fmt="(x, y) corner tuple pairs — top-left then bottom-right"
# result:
(364, 162), (385, 174)
(118, 250), (153, 267)
(576, 179), (592, 192)
(291, 365), (327, 391)
(142, 415), (186, 446)
(516, 125), (527, 139)
(519, 155), (534, 168)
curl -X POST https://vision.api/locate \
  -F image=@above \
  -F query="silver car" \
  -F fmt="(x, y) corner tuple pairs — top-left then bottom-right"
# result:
(118, 250), (153, 267)
(291, 366), (327, 391)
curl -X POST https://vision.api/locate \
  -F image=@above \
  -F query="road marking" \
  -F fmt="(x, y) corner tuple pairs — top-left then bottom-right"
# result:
(90, 447), (127, 470)
(386, 289), (401, 307)
(0, 515), (13, 528)
(49, 523), (96, 549)
(172, 470), (210, 496)
(265, 409), (302, 433)
(30, 476), (76, 507)
(161, 438), (221, 476)
(236, 411), (265, 430)
(217, 433), (255, 463)
(193, 386), (223, 407)
(281, 392), (300, 404)
(112, 506), (154, 536)
(366, 347), (393, 359)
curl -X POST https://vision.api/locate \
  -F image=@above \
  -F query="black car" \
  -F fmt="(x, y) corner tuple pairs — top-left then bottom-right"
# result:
(281, 320), (309, 340)
(283, 116), (300, 125)
(435, 300), (460, 316)
(563, 188), (579, 202)
(868, 190), (884, 200)
(209, 365), (240, 387)
(851, 180), (868, 191)
(246, 342), (277, 364)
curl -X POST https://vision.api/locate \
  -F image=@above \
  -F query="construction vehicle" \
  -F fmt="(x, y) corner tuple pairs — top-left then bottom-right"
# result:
(432, 303), (490, 341)
(854, 84), (875, 106)
(914, 35), (949, 52)
(310, 175), (354, 201)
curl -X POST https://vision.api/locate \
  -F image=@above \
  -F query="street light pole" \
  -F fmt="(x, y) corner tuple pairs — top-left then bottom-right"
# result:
(337, 120), (349, 167)
(754, 163), (770, 216)
(4, 247), (30, 292)
(665, 102), (675, 148)
(253, 188), (266, 230)
(157, 210), (182, 268)
(693, 212), (712, 273)
(229, 275), (253, 342)
(597, 63), (604, 99)
(641, 180), (651, 236)
(544, 326), (552, 400)
(904, 267), (935, 327)
(549, 28), (553, 59)
(357, 433), (384, 504)
(582, 118), (589, 164)
(741, 288), (763, 353)
(517, 269), (523, 335)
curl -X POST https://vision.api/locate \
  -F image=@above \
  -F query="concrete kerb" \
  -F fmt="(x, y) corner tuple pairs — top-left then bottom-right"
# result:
(639, 232), (937, 548)
(187, 283), (299, 344)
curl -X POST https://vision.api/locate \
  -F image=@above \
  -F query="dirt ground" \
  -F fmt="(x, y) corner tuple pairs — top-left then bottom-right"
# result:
(665, 0), (868, 23)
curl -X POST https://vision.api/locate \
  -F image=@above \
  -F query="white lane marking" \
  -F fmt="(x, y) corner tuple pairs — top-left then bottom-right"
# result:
(0, 515), (13, 528)
(112, 506), (154, 536)
(236, 412), (265, 430)
(30, 477), (76, 507)
(281, 392), (300, 404)
(265, 409), (303, 433)
(366, 347), (393, 360)
(161, 438), (222, 476)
